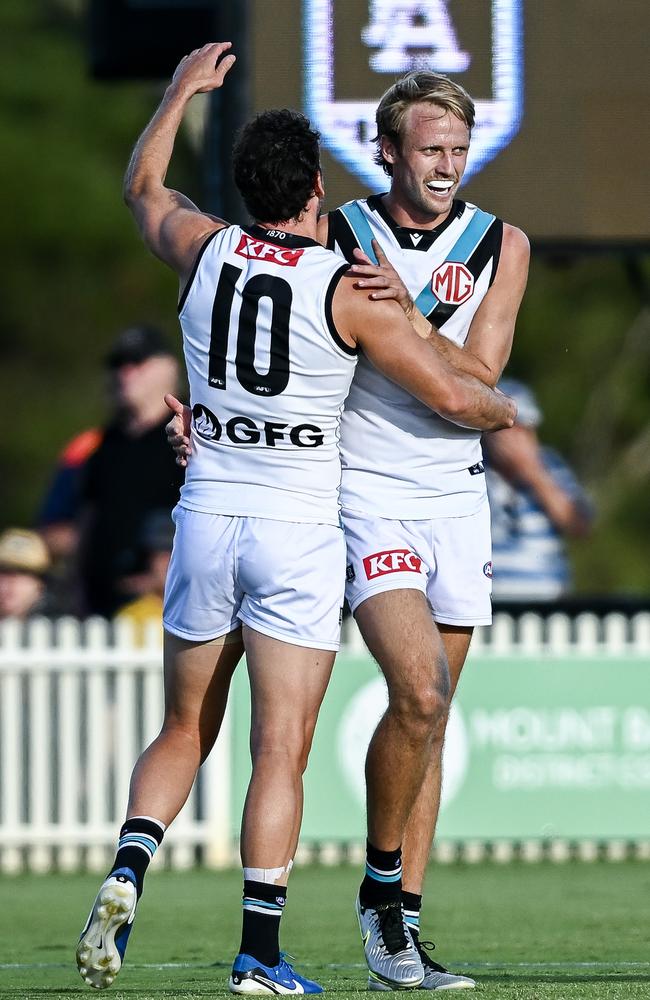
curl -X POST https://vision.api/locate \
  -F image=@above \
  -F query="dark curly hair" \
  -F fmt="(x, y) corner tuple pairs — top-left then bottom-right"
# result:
(232, 109), (321, 224)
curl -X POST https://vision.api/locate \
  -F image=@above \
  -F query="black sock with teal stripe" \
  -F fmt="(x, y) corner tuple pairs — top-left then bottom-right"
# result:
(239, 880), (287, 967)
(359, 840), (402, 906)
(110, 816), (165, 898)
(402, 890), (422, 939)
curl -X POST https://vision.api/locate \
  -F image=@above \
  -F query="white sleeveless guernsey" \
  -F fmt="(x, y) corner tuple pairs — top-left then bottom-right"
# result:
(327, 197), (503, 519)
(178, 224), (357, 525)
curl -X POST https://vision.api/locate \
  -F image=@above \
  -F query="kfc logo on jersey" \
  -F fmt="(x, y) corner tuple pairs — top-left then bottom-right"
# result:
(431, 262), (475, 304)
(363, 549), (423, 580)
(235, 234), (304, 267)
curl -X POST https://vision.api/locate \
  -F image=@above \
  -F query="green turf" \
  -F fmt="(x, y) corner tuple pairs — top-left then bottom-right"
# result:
(1, 861), (649, 999)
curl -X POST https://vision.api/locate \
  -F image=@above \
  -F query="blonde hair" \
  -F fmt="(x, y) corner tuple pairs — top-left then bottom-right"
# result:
(374, 71), (475, 176)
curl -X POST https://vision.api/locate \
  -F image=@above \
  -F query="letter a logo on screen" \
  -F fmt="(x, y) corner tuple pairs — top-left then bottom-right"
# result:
(304, 0), (524, 189)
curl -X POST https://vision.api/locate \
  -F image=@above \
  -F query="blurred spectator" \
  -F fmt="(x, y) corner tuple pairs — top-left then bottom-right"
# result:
(39, 428), (103, 561)
(38, 428), (104, 615)
(78, 325), (184, 617)
(38, 325), (184, 618)
(0, 528), (51, 620)
(115, 509), (174, 638)
(484, 379), (594, 602)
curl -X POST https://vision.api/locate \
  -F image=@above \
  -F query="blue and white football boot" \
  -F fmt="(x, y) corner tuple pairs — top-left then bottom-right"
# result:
(229, 952), (323, 994)
(76, 867), (138, 990)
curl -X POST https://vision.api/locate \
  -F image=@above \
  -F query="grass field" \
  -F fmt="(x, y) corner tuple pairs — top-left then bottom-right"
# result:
(2, 861), (649, 999)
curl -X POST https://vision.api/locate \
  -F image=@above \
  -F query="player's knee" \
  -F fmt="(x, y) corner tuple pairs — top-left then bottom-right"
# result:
(386, 653), (450, 724)
(388, 668), (449, 735)
(410, 683), (449, 732)
(250, 728), (313, 775)
(430, 702), (451, 747)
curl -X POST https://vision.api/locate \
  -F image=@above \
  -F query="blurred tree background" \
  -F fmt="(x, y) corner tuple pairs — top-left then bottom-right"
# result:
(1, 0), (649, 595)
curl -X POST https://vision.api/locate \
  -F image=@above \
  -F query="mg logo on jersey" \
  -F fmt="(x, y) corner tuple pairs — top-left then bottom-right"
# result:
(363, 549), (423, 580)
(235, 234), (304, 267)
(431, 262), (475, 304)
(304, 1), (523, 188)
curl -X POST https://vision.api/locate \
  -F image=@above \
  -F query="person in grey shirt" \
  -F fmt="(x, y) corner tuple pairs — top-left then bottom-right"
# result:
(484, 379), (594, 601)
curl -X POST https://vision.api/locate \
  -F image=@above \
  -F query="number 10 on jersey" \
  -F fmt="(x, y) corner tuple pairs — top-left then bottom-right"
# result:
(209, 263), (293, 397)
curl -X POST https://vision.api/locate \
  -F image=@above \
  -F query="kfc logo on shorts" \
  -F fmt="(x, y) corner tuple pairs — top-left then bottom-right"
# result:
(483, 561), (493, 579)
(235, 233), (304, 267)
(431, 262), (474, 304)
(363, 549), (423, 580)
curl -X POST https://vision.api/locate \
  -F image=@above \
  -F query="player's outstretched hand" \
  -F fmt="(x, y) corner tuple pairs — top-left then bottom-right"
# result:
(350, 238), (415, 319)
(170, 42), (236, 98)
(164, 393), (192, 467)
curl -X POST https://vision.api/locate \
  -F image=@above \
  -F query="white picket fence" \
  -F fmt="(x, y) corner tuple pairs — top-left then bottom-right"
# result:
(0, 616), (230, 875)
(1, 612), (649, 873)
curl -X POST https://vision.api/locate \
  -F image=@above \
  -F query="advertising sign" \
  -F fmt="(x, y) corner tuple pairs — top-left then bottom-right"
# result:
(230, 650), (650, 842)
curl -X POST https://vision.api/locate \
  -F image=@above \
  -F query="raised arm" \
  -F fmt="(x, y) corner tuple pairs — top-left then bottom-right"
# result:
(333, 278), (516, 431)
(123, 42), (236, 282)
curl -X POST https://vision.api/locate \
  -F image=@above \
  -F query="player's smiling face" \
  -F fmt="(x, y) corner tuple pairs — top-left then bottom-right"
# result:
(382, 104), (470, 226)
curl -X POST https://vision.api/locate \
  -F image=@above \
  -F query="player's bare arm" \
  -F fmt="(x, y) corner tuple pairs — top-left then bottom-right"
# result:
(349, 231), (529, 386)
(123, 42), (236, 282)
(333, 277), (516, 431)
(350, 238), (494, 384)
(462, 223), (530, 383)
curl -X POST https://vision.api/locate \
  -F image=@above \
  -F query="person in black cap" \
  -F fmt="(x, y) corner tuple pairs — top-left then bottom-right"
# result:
(80, 325), (184, 616)
(105, 324), (174, 369)
(38, 325), (184, 617)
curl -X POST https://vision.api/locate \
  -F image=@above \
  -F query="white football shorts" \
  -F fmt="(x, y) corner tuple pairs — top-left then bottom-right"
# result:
(163, 506), (346, 650)
(342, 500), (493, 626)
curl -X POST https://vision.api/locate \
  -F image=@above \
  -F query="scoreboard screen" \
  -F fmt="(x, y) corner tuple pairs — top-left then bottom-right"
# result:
(249, 0), (649, 246)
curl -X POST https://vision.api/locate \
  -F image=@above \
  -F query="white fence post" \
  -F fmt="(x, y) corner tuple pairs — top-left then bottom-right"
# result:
(26, 618), (54, 873)
(85, 618), (112, 872)
(0, 620), (23, 873)
(57, 617), (84, 872)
